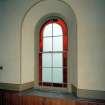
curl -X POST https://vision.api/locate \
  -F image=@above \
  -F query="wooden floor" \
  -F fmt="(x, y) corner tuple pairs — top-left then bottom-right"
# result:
(0, 89), (105, 105)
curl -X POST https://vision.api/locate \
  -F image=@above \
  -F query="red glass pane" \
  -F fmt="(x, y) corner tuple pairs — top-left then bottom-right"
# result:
(39, 53), (42, 81)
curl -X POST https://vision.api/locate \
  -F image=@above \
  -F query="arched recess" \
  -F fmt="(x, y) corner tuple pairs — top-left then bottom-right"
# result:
(21, 0), (77, 92)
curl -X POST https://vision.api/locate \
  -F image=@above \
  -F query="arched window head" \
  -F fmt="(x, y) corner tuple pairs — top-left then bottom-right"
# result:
(43, 23), (63, 37)
(39, 18), (68, 87)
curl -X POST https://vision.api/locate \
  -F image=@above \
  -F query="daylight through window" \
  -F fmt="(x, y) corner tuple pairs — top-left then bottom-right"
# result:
(39, 18), (68, 87)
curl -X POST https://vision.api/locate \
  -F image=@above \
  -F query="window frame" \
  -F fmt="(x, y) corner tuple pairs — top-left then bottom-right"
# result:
(39, 17), (68, 88)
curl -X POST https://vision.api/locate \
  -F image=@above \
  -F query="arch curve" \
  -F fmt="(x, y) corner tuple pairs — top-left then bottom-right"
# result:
(21, 0), (77, 92)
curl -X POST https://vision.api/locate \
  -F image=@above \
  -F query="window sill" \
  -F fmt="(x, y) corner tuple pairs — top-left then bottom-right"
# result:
(22, 88), (76, 100)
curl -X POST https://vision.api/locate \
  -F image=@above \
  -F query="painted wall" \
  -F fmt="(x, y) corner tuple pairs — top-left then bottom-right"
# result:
(0, 0), (21, 83)
(0, 0), (105, 93)
(0, 0), (36, 84)
(67, 0), (105, 91)
(0, 2), (3, 68)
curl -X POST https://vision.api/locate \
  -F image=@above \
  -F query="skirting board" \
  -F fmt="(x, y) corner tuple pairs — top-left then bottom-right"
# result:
(0, 83), (105, 100)
(77, 89), (105, 100)
(71, 85), (105, 100)
(0, 81), (34, 91)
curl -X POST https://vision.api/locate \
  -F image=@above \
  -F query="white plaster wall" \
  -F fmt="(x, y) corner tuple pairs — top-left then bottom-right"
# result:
(0, 1), (6, 83)
(66, 0), (105, 91)
(0, 0), (37, 84)
(0, 0), (105, 92)
(0, 2), (3, 74)
(0, 1), (21, 83)
(0, 1), (3, 67)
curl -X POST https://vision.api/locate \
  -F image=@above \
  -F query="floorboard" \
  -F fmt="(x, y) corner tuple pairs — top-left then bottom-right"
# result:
(0, 89), (105, 105)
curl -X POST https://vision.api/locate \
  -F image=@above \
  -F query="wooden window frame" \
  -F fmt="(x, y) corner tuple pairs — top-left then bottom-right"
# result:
(39, 18), (68, 88)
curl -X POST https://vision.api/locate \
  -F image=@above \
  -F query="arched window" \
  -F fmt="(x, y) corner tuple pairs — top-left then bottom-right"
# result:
(39, 18), (68, 87)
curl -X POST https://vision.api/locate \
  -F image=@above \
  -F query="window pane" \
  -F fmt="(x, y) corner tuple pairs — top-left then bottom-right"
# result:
(42, 68), (52, 82)
(43, 24), (52, 37)
(53, 68), (63, 83)
(53, 36), (63, 51)
(42, 53), (52, 67)
(43, 37), (52, 51)
(53, 23), (63, 36)
(53, 53), (63, 67)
